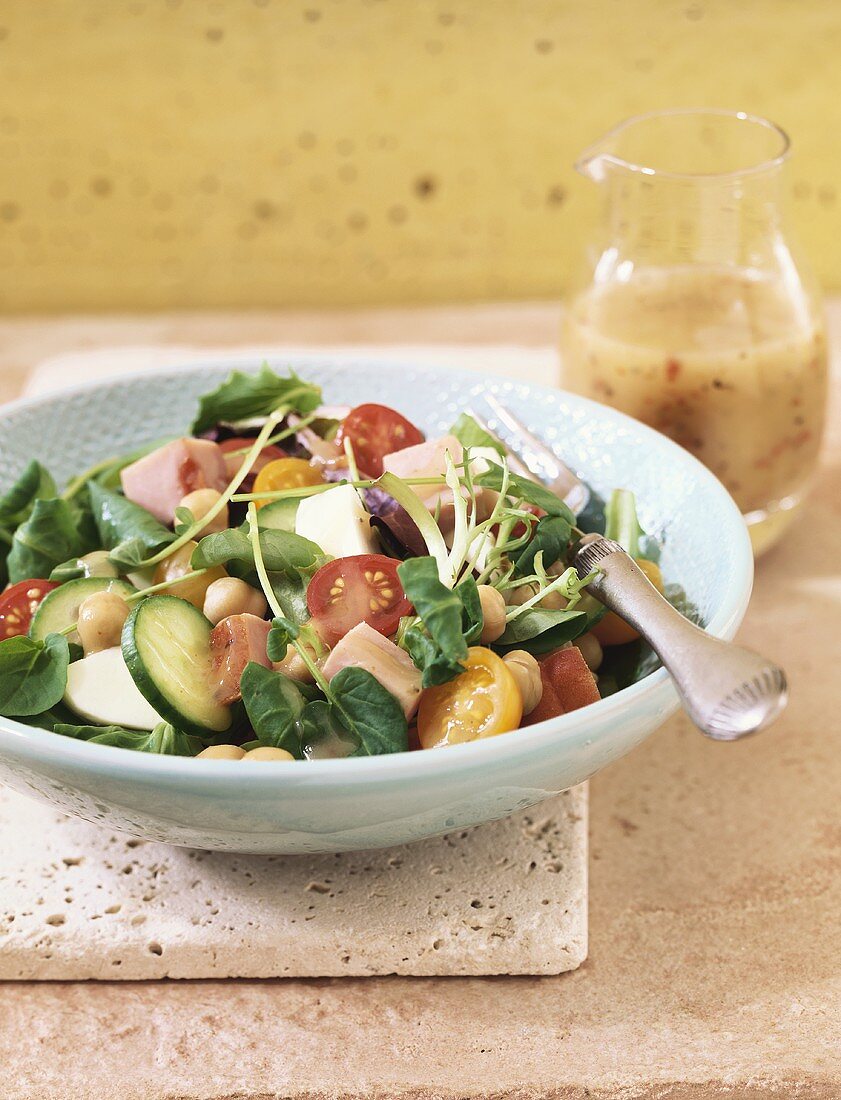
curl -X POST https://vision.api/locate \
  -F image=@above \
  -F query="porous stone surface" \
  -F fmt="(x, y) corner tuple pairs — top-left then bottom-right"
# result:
(0, 785), (587, 979)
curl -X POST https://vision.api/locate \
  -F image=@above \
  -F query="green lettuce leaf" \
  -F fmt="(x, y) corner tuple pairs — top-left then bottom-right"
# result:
(329, 666), (408, 756)
(240, 662), (306, 757)
(450, 413), (505, 455)
(54, 720), (201, 755)
(192, 365), (322, 434)
(87, 482), (175, 570)
(7, 499), (93, 584)
(0, 461), (57, 528)
(513, 514), (573, 577)
(0, 633), (70, 717)
(476, 465), (575, 523)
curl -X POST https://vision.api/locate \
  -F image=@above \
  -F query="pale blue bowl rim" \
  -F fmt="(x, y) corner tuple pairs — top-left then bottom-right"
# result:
(0, 358), (754, 782)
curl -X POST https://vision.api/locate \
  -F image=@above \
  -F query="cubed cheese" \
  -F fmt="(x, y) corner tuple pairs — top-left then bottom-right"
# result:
(64, 647), (163, 730)
(294, 483), (378, 559)
(321, 621), (422, 719)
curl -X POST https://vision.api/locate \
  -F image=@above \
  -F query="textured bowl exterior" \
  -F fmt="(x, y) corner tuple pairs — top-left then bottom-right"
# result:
(0, 361), (753, 853)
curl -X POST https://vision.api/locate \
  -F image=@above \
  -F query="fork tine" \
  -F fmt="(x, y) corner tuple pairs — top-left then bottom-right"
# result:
(483, 394), (590, 514)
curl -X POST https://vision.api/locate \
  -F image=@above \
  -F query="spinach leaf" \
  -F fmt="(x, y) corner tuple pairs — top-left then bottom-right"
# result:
(173, 505), (196, 538)
(15, 701), (79, 731)
(329, 666), (408, 756)
(192, 526), (324, 575)
(267, 571), (310, 625)
(266, 616), (300, 661)
(87, 482), (175, 570)
(397, 557), (481, 686)
(450, 413), (505, 455)
(298, 699), (358, 759)
(402, 623), (462, 687)
(513, 514), (573, 577)
(0, 633), (70, 716)
(240, 662), (306, 756)
(192, 364), (322, 434)
(54, 720), (201, 755)
(458, 575), (484, 643)
(7, 499), (92, 584)
(49, 559), (87, 584)
(476, 465), (576, 523)
(496, 607), (589, 654)
(0, 460), (57, 527)
(398, 556), (468, 665)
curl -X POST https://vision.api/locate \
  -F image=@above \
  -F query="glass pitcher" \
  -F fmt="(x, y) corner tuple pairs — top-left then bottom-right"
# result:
(560, 109), (827, 555)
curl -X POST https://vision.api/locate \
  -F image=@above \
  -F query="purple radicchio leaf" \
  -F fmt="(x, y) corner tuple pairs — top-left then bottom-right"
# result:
(363, 487), (427, 557)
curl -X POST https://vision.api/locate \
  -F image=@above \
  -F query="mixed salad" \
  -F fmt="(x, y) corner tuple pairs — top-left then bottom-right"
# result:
(0, 366), (669, 761)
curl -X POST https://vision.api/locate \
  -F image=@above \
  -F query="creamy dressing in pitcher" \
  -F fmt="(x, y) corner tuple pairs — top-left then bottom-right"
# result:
(561, 267), (827, 539)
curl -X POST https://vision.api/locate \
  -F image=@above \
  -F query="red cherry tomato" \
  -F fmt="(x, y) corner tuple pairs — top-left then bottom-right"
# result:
(307, 554), (412, 645)
(335, 404), (425, 477)
(219, 437), (287, 477)
(0, 579), (60, 641)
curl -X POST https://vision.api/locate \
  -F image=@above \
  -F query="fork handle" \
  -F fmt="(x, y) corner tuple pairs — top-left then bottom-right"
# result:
(574, 537), (787, 741)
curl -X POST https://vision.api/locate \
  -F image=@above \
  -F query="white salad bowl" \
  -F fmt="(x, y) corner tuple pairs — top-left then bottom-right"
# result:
(0, 361), (753, 853)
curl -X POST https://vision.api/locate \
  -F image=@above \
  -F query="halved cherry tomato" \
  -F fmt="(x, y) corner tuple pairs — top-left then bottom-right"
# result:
(591, 559), (664, 647)
(252, 457), (323, 508)
(523, 646), (601, 726)
(219, 437), (287, 478)
(417, 646), (523, 749)
(306, 554), (412, 646)
(0, 579), (60, 640)
(335, 403), (425, 477)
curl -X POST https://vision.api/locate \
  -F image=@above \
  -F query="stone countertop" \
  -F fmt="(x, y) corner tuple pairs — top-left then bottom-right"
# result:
(1, 305), (839, 1100)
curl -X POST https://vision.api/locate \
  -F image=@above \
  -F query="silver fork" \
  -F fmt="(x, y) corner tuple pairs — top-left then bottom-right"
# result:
(476, 398), (788, 742)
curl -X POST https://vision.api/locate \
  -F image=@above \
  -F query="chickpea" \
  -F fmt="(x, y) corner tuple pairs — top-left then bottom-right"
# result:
(574, 632), (603, 672)
(273, 642), (317, 683)
(79, 550), (119, 579)
(502, 650), (543, 715)
(243, 746), (295, 761)
(152, 541), (226, 609)
(197, 744), (246, 760)
(506, 582), (537, 607)
(203, 577), (267, 626)
(539, 589), (569, 611)
(77, 591), (130, 656)
(178, 488), (229, 535)
(478, 584), (507, 644)
(504, 582), (567, 611)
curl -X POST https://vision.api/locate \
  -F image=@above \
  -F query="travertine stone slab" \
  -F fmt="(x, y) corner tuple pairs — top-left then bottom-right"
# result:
(0, 783), (586, 979)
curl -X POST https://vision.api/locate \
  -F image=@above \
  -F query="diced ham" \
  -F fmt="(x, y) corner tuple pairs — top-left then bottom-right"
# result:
(382, 435), (463, 505)
(210, 613), (271, 706)
(321, 621), (422, 720)
(121, 438), (229, 524)
(523, 646), (601, 726)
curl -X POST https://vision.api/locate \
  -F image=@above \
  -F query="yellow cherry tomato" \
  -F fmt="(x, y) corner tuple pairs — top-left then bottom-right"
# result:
(152, 541), (226, 609)
(417, 646), (523, 749)
(252, 458), (323, 507)
(592, 558), (664, 647)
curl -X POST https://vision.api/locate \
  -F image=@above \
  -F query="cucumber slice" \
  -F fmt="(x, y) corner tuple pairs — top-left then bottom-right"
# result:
(122, 595), (232, 736)
(30, 577), (136, 643)
(256, 497), (299, 533)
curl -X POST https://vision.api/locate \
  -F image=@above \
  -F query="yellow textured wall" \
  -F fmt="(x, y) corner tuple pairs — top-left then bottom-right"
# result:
(1, 0), (840, 311)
